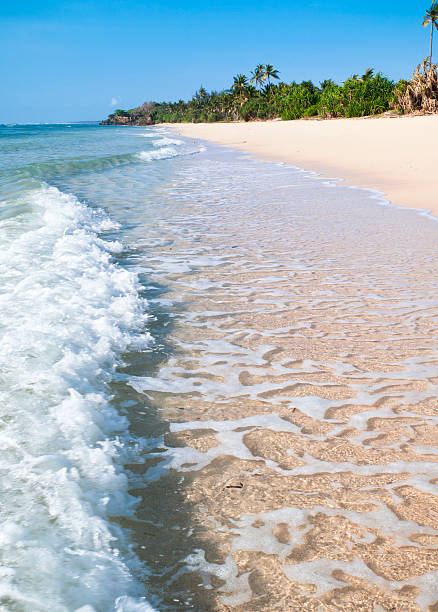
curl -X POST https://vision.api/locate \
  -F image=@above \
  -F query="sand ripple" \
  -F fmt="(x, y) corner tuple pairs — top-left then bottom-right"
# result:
(133, 150), (438, 610)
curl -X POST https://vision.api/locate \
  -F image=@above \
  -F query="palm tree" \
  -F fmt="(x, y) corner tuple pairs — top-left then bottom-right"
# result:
(361, 68), (374, 81)
(231, 74), (249, 99)
(250, 64), (266, 90)
(320, 79), (335, 90)
(264, 64), (280, 86)
(423, 1), (438, 67)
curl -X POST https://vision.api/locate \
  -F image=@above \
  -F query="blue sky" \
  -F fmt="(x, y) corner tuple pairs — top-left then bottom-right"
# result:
(0, 0), (432, 122)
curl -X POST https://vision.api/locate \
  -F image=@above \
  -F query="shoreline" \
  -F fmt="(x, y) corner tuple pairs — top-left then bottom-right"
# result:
(145, 142), (438, 609)
(168, 115), (438, 217)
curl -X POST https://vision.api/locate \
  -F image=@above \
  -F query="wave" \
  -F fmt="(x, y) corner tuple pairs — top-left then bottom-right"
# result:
(0, 185), (155, 611)
(139, 130), (167, 138)
(136, 146), (180, 161)
(152, 137), (183, 147)
(137, 144), (206, 162)
(2, 141), (192, 185)
(1, 152), (138, 186)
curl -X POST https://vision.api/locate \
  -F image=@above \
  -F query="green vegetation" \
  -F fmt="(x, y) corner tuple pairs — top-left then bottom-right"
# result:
(395, 59), (438, 113)
(104, 65), (401, 125)
(102, 5), (438, 125)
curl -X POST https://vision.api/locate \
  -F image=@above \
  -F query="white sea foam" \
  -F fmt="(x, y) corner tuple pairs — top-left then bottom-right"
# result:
(152, 137), (183, 147)
(140, 130), (167, 138)
(136, 147), (179, 161)
(0, 185), (155, 611)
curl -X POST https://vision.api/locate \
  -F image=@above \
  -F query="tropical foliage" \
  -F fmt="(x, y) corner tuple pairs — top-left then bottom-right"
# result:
(104, 63), (402, 125)
(423, 1), (438, 66)
(102, 6), (438, 125)
(104, 47), (438, 126)
(394, 59), (438, 113)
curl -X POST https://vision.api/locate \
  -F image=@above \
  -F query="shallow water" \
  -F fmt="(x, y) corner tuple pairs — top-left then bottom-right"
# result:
(1, 123), (438, 611)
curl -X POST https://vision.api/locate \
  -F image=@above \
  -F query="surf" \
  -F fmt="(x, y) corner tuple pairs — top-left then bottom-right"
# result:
(0, 183), (155, 611)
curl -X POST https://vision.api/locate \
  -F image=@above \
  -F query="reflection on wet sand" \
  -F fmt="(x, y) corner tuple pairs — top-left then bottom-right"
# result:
(133, 149), (438, 610)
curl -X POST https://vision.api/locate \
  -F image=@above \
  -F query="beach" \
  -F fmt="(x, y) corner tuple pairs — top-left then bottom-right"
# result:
(172, 115), (438, 216)
(160, 119), (438, 610)
(2, 123), (438, 610)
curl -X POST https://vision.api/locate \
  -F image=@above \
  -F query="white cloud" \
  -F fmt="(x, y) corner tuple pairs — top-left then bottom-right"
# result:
(110, 97), (119, 107)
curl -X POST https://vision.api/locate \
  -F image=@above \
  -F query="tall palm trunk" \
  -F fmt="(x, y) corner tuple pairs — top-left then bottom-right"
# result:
(431, 21), (434, 67)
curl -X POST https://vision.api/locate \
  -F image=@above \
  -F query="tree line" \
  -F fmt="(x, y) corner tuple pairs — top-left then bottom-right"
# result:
(104, 3), (438, 125)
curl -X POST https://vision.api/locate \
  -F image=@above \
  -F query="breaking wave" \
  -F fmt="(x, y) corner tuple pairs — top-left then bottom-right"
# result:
(0, 185), (155, 611)
(136, 147), (181, 161)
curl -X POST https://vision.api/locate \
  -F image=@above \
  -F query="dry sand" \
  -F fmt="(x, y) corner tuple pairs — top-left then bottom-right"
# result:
(172, 115), (438, 216)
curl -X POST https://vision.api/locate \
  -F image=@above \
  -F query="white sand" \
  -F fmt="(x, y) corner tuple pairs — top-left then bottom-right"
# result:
(171, 115), (438, 216)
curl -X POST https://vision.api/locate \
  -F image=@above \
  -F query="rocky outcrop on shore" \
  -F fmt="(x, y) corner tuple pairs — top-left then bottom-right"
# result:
(101, 102), (155, 125)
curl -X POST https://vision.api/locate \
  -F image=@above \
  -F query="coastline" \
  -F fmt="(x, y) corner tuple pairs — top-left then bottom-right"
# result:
(8, 123), (438, 608)
(169, 115), (438, 217)
(146, 144), (438, 609)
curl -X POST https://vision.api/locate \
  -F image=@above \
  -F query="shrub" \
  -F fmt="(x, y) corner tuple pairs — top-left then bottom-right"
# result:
(318, 83), (343, 117)
(303, 105), (319, 117)
(240, 97), (262, 121)
(280, 82), (320, 120)
(340, 74), (394, 116)
(395, 60), (438, 113)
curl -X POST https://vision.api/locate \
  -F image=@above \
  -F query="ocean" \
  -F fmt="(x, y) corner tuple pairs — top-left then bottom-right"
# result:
(1, 122), (438, 611)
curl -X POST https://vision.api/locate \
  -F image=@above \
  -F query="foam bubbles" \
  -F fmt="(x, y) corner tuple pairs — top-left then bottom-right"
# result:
(152, 137), (183, 147)
(137, 147), (179, 161)
(136, 143), (206, 162)
(0, 185), (155, 610)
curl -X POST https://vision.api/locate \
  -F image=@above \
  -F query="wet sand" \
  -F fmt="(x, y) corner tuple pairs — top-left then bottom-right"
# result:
(171, 115), (438, 217)
(132, 145), (438, 610)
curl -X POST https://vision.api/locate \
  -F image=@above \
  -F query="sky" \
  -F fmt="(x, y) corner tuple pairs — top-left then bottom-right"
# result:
(0, 0), (433, 123)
